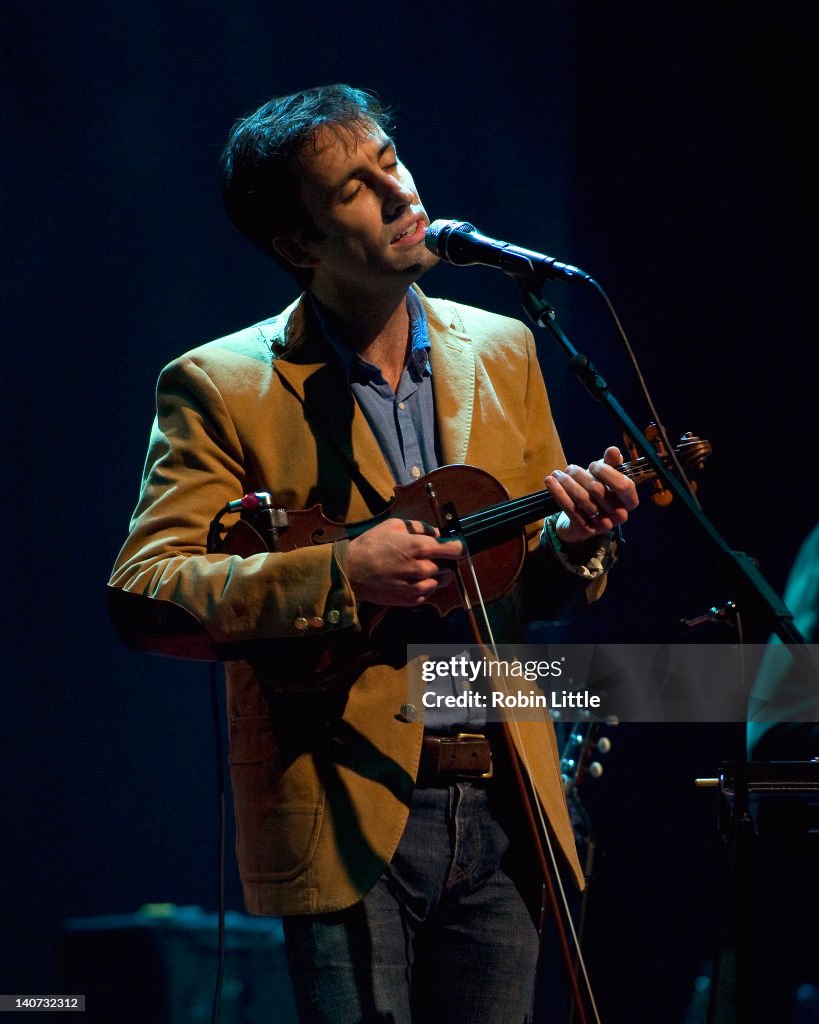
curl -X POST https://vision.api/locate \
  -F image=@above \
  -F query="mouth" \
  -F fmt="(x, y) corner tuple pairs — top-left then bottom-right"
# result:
(390, 219), (425, 245)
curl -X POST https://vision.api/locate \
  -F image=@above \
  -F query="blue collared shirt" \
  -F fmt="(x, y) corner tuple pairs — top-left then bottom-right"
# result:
(311, 289), (438, 485)
(309, 290), (485, 732)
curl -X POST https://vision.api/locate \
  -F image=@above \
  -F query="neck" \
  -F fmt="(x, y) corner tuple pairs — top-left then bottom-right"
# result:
(310, 280), (413, 389)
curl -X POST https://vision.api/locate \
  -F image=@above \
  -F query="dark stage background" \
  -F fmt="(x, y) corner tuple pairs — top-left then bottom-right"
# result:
(3, 4), (814, 1022)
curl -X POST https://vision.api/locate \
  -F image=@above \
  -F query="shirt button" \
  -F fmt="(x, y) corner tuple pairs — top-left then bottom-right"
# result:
(294, 616), (309, 632)
(410, 465), (421, 479)
(326, 609), (341, 625)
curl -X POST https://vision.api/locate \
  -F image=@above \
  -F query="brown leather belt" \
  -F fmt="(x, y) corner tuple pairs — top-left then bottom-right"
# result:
(417, 732), (494, 786)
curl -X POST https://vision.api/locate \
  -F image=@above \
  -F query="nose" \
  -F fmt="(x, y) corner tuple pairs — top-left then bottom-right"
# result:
(380, 173), (415, 221)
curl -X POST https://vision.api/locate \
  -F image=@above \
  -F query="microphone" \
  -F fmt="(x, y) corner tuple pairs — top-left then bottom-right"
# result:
(424, 219), (592, 283)
(225, 491), (273, 514)
(222, 491), (290, 551)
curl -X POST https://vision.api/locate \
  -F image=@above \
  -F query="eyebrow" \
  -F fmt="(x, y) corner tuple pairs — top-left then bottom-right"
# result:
(330, 137), (396, 194)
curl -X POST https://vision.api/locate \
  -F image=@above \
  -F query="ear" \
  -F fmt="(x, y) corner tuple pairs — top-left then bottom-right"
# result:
(271, 233), (320, 269)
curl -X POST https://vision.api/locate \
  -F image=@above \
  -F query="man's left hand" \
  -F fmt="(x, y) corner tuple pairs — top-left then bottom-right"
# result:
(546, 446), (639, 547)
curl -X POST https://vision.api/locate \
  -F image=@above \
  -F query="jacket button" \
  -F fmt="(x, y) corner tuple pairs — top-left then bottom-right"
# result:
(326, 609), (341, 625)
(294, 616), (309, 632)
(309, 616), (325, 630)
(399, 703), (417, 722)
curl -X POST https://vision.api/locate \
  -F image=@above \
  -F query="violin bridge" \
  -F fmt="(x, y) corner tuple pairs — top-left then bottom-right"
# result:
(425, 482), (462, 538)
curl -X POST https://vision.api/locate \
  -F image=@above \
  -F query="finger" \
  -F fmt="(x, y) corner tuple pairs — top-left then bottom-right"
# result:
(546, 471), (607, 533)
(551, 467), (632, 535)
(588, 460), (639, 511)
(432, 568), (454, 588)
(554, 467), (608, 519)
(402, 519), (440, 537)
(402, 519), (468, 557)
(407, 575), (451, 605)
(603, 446), (624, 468)
(435, 537), (464, 559)
(411, 533), (464, 560)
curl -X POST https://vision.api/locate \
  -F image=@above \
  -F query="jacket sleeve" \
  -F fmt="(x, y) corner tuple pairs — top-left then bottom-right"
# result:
(108, 354), (358, 646)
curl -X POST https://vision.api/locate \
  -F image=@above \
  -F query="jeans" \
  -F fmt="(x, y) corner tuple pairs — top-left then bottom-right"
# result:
(283, 780), (541, 1023)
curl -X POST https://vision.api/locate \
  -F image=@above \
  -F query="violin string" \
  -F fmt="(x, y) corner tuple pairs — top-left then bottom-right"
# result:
(459, 443), (709, 541)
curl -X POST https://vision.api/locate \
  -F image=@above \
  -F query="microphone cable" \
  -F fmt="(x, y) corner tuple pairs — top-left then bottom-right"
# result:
(585, 276), (702, 509)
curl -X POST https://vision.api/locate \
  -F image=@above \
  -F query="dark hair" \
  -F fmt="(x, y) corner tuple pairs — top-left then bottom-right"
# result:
(221, 84), (393, 285)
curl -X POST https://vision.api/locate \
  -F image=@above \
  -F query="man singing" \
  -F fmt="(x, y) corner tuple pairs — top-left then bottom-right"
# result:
(110, 84), (638, 1023)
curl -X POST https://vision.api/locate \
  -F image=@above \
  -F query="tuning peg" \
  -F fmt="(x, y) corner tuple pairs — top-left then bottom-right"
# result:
(596, 736), (612, 755)
(651, 488), (674, 508)
(588, 762), (604, 779)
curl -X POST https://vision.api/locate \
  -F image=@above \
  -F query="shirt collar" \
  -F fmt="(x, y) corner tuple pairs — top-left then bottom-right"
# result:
(406, 288), (432, 381)
(307, 289), (432, 385)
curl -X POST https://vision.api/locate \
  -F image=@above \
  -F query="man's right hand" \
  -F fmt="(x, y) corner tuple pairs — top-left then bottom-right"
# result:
(344, 518), (464, 607)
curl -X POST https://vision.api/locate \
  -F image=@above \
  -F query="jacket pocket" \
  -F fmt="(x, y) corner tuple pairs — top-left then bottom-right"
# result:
(228, 714), (324, 881)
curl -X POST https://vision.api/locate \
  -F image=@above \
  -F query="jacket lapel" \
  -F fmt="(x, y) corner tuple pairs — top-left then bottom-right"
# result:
(269, 290), (476, 513)
(423, 293), (475, 465)
(270, 297), (396, 513)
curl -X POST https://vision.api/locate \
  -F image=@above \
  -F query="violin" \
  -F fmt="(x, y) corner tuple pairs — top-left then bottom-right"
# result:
(221, 432), (712, 618)
(108, 433), (711, 683)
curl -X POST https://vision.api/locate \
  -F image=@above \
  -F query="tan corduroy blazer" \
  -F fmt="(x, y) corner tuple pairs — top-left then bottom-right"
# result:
(110, 287), (603, 915)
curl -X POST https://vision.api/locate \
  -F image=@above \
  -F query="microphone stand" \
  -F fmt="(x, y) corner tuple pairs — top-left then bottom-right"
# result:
(516, 278), (807, 648)
(515, 272), (813, 1022)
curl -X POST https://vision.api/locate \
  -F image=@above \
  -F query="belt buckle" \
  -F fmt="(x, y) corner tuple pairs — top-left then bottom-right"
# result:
(456, 731), (494, 779)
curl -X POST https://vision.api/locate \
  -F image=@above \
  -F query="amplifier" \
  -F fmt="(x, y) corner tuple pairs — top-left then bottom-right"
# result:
(59, 904), (297, 1024)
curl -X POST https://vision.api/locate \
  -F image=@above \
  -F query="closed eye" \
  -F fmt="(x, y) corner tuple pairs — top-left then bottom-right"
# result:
(338, 145), (400, 202)
(381, 143), (399, 171)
